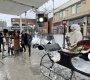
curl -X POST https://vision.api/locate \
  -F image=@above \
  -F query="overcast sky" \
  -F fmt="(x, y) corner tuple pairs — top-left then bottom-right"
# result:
(0, 0), (69, 26)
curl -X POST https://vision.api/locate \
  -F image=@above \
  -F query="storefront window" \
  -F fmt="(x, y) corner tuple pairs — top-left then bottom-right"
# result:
(87, 17), (90, 34)
(87, 27), (90, 36)
(87, 17), (90, 25)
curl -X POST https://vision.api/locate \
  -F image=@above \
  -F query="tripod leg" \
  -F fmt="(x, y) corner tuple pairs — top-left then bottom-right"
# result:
(69, 70), (76, 80)
(28, 45), (31, 57)
(2, 43), (7, 59)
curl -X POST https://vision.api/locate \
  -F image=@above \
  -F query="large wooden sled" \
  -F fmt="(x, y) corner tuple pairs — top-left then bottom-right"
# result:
(38, 40), (90, 80)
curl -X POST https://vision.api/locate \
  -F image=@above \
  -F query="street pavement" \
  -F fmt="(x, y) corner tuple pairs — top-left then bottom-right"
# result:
(0, 44), (90, 80)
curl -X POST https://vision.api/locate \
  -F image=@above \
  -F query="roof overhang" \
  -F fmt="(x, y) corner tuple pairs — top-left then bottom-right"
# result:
(0, 0), (48, 15)
(54, 0), (81, 13)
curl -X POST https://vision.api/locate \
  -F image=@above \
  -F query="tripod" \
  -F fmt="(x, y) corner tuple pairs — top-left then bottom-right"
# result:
(0, 43), (5, 65)
(2, 42), (7, 59)
(8, 37), (14, 56)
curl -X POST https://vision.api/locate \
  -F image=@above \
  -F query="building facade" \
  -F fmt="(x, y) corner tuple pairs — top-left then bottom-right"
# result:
(54, 0), (90, 36)
(11, 18), (36, 30)
(0, 21), (7, 31)
(11, 15), (52, 34)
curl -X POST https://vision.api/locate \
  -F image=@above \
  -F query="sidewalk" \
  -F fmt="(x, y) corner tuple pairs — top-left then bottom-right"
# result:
(0, 47), (47, 80)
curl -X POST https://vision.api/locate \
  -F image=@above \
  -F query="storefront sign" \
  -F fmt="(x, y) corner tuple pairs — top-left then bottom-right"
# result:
(11, 26), (27, 30)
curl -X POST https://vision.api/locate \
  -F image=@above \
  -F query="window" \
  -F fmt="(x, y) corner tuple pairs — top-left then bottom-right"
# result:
(22, 24), (26, 26)
(60, 11), (63, 19)
(0, 23), (4, 27)
(77, 3), (81, 13)
(63, 10), (66, 18)
(71, 6), (75, 14)
(54, 14), (56, 21)
(13, 23), (19, 26)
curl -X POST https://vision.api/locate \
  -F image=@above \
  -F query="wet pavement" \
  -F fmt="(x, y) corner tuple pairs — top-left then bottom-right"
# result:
(0, 45), (90, 80)
(0, 46), (47, 80)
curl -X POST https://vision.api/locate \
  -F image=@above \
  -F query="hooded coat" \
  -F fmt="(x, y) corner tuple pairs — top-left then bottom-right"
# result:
(13, 34), (20, 50)
(65, 24), (83, 52)
(66, 24), (82, 46)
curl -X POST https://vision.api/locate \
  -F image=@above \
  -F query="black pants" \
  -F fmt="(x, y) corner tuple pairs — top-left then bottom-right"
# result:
(28, 44), (31, 56)
(0, 43), (1, 49)
(21, 43), (26, 51)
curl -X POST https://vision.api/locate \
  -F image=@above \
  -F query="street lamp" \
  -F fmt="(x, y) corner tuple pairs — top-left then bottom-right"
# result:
(36, 14), (48, 27)
(62, 20), (67, 49)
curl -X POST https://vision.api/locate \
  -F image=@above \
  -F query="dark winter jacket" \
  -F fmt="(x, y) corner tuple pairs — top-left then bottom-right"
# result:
(0, 32), (3, 44)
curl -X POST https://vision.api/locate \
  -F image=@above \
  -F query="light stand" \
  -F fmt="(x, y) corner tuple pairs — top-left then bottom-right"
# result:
(62, 20), (66, 49)
(52, 0), (54, 34)
(36, 13), (48, 45)
(2, 44), (7, 59)
(25, 11), (28, 33)
(0, 43), (4, 65)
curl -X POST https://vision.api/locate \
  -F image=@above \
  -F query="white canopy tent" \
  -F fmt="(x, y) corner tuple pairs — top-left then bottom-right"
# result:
(0, 0), (48, 15)
(0, 0), (49, 32)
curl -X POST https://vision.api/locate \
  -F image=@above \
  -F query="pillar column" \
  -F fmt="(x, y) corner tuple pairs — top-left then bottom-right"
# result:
(83, 16), (87, 36)
(20, 15), (22, 34)
(66, 20), (69, 33)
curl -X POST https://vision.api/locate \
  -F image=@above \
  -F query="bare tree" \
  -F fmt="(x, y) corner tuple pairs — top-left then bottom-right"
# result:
(23, 0), (53, 34)
(29, 0), (53, 17)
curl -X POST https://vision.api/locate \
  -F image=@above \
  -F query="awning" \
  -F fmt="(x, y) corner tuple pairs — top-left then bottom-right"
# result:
(0, 0), (48, 15)
(53, 21), (62, 26)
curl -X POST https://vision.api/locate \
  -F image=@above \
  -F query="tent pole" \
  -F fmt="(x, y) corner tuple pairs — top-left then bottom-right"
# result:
(20, 15), (22, 34)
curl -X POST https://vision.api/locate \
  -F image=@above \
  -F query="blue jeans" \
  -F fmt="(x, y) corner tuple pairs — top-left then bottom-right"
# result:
(14, 50), (19, 55)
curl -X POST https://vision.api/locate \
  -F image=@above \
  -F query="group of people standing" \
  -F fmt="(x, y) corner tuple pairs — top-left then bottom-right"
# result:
(0, 31), (7, 52)
(0, 29), (32, 57)
(12, 30), (32, 57)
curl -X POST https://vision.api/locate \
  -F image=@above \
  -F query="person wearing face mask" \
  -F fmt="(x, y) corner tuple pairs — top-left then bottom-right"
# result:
(66, 24), (83, 52)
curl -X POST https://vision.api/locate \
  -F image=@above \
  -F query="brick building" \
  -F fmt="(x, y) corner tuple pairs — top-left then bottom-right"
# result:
(11, 18), (36, 29)
(54, 0), (90, 35)
(40, 14), (53, 33)
(48, 17), (53, 34)
(11, 15), (53, 34)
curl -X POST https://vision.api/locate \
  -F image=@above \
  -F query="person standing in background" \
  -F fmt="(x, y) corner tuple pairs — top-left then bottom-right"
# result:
(0, 31), (7, 52)
(21, 30), (26, 52)
(12, 30), (20, 57)
(5, 32), (9, 45)
(0, 32), (3, 52)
